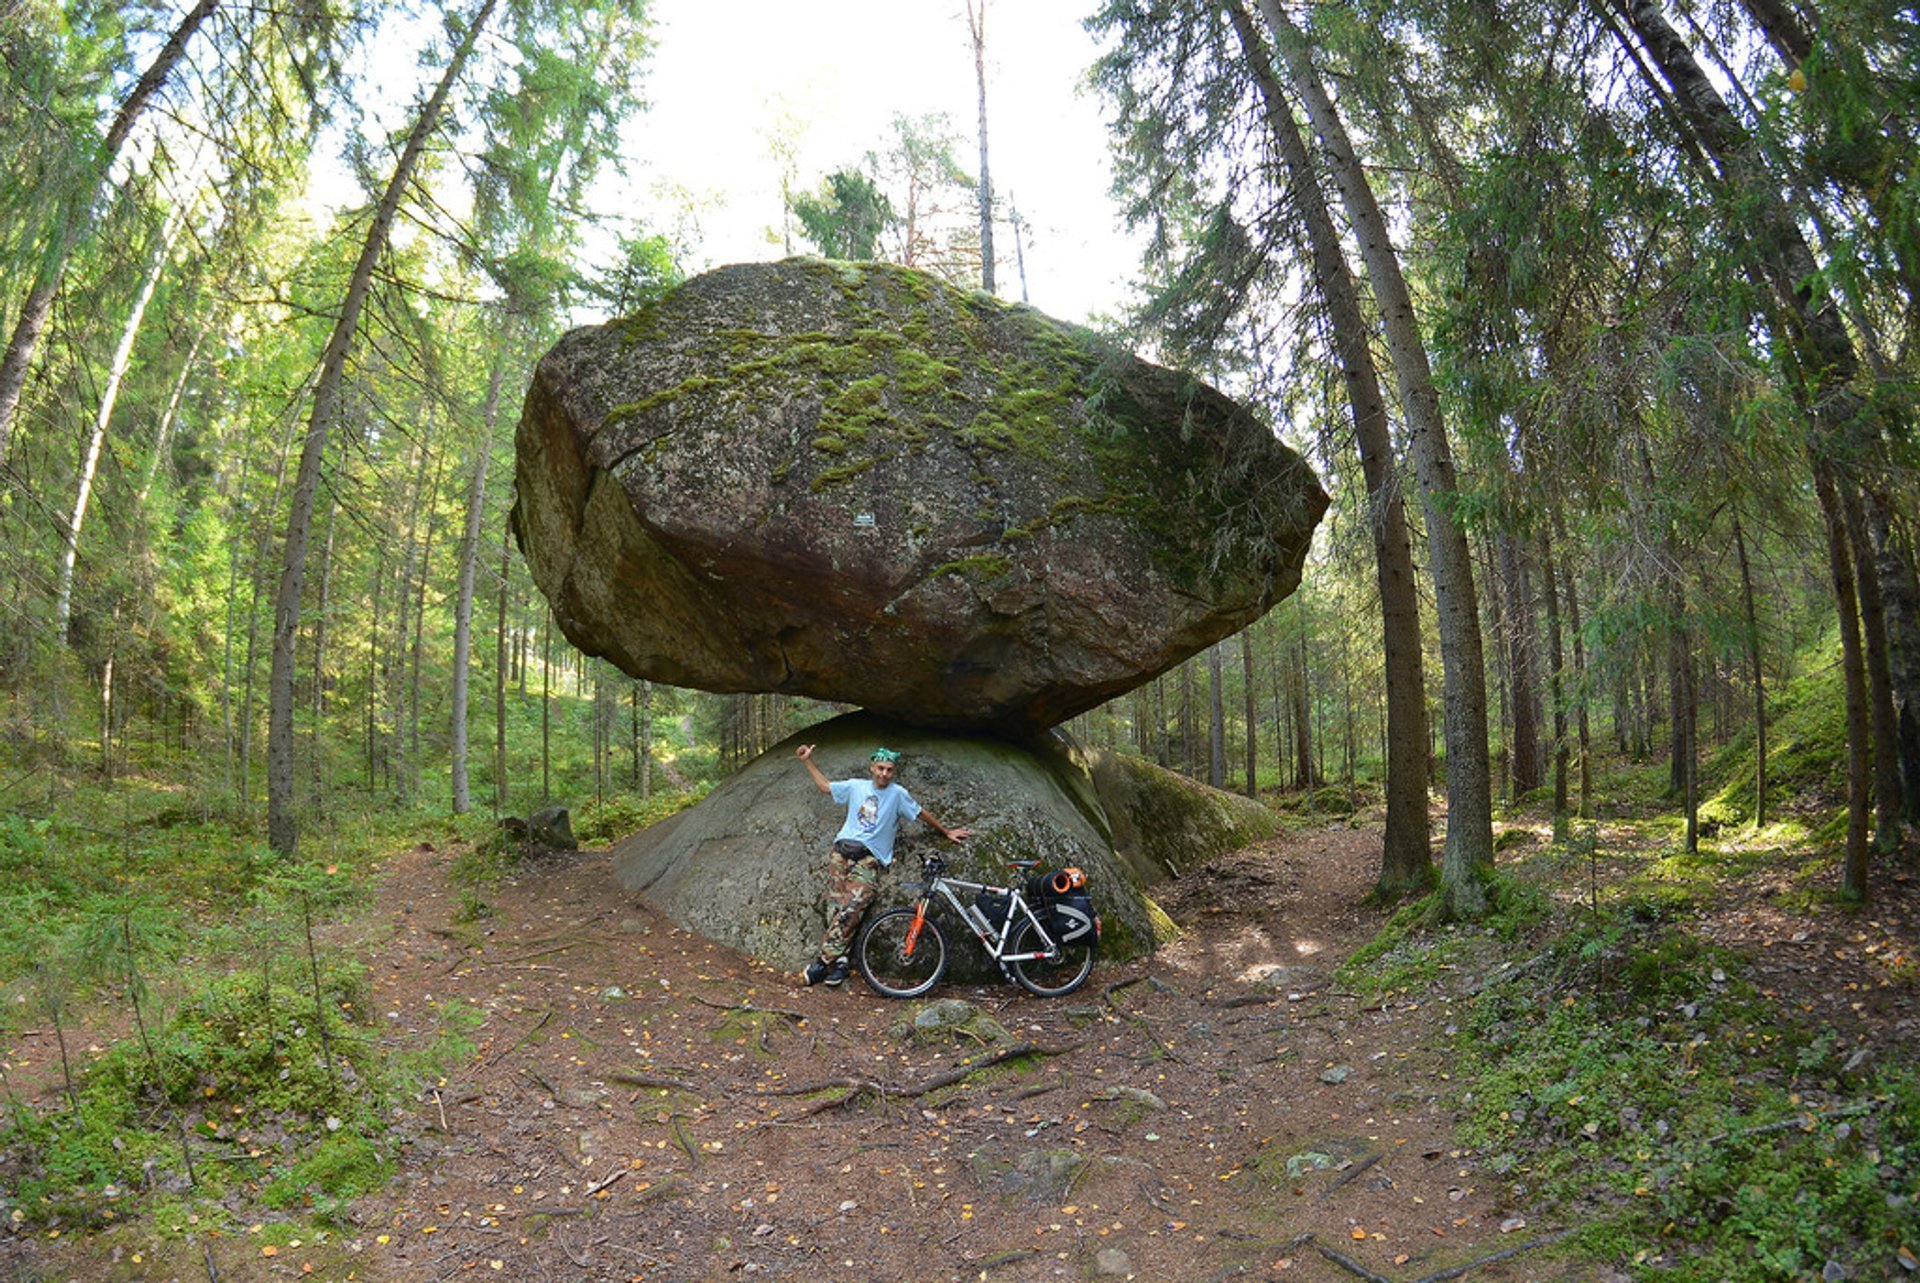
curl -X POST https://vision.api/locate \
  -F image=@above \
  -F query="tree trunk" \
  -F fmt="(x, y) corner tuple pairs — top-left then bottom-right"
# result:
(1208, 644), (1226, 788)
(541, 607), (552, 804)
(1842, 483), (1903, 851)
(1496, 531), (1542, 800)
(387, 441), (428, 799)
(1604, 0), (1875, 890)
(137, 328), (205, 509)
(1228, 0), (1430, 889)
(265, 0), (498, 854)
(1255, 0), (1493, 912)
(1813, 464), (1873, 900)
(407, 447), (447, 790)
(310, 491), (336, 799)
(1674, 623), (1698, 853)
(0, 0), (220, 461)
(451, 351), (506, 815)
(1180, 658), (1197, 778)
(1538, 526), (1570, 838)
(1557, 515), (1594, 819)
(56, 213), (177, 641)
(1241, 627), (1258, 800)
(1291, 629), (1315, 789)
(494, 521), (512, 815)
(1733, 513), (1767, 827)
(1867, 498), (1920, 824)
(965, 0), (995, 293)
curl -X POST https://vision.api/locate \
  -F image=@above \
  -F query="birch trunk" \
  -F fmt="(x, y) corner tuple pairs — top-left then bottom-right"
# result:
(0, 0), (220, 460)
(56, 213), (179, 641)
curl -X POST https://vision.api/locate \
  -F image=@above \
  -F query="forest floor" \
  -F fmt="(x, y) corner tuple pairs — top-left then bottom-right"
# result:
(4, 799), (1917, 1282)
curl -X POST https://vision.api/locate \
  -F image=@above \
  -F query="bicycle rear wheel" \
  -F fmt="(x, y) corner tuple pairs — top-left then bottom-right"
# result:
(856, 907), (947, 999)
(1006, 918), (1094, 997)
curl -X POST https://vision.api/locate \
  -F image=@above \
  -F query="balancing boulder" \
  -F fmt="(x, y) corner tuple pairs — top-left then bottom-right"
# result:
(514, 258), (1326, 735)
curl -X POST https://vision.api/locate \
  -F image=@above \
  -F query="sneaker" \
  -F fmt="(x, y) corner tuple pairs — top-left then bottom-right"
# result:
(802, 959), (831, 986)
(823, 957), (851, 987)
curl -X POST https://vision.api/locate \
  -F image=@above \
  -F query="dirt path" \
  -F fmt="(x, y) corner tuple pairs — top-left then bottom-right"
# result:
(321, 821), (1564, 1283)
(11, 805), (1917, 1281)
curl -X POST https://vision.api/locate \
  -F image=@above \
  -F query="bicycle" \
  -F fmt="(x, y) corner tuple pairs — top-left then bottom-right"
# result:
(853, 854), (1099, 999)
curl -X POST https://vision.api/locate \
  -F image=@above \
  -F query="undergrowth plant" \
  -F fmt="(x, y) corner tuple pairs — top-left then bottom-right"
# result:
(1455, 902), (1918, 1280)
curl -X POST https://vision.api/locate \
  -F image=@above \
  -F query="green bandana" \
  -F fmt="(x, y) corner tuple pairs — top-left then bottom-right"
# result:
(870, 748), (900, 764)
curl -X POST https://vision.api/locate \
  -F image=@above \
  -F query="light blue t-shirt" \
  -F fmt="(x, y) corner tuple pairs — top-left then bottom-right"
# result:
(828, 778), (922, 865)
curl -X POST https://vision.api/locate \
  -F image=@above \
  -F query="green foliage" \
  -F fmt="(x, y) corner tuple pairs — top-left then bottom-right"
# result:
(791, 167), (894, 260)
(1702, 640), (1852, 829)
(572, 786), (710, 847)
(1458, 934), (1920, 1280)
(2, 949), (384, 1225)
(262, 1132), (389, 1214)
(1335, 874), (1549, 1001)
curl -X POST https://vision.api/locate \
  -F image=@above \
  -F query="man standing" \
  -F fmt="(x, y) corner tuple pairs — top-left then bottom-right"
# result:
(796, 743), (970, 987)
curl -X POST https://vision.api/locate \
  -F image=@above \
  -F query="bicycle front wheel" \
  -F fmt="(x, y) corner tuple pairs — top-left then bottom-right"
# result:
(1006, 918), (1094, 997)
(856, 907), (947, 999)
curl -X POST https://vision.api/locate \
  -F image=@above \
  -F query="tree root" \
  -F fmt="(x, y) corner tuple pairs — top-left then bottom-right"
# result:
(608, 1070), (704, 1095)
(689, 995), (807, 1022)
(1406, 1229), (1573, 1283)
(756, 1042), (1082, 1114)
(1282, 1228), (1573, 1283)
(481, 1008), (552, 1068)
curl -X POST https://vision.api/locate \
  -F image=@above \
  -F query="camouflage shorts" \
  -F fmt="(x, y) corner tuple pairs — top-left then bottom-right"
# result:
(819, 848), (880, 963)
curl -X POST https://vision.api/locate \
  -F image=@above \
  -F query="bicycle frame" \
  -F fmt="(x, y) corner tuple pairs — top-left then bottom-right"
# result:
(899, 865), (1061, 966)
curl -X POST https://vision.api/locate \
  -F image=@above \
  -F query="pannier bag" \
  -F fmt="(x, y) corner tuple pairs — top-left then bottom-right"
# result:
(1024, 866), (1099, 945)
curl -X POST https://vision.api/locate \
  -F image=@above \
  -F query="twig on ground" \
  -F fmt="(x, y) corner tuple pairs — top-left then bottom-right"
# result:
(581, 1165), (629, 1198)
(1209, 994), (1277, 1010)
(975, 1249), (1038, 1270)
(1699, 1100), (1884, 1147)
(1320, 1151), (1382, 1197)
(555, 1224), (591, 1268)
(1010, 1078), (1060, 1102)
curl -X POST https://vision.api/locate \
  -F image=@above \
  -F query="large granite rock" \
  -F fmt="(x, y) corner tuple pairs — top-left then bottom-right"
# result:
(514, 258), (1326, 735)
(609, 712), (1278, 982)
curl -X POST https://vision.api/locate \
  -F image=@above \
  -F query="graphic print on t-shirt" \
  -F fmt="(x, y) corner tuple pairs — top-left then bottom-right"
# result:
(856, 795), (880, 835)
